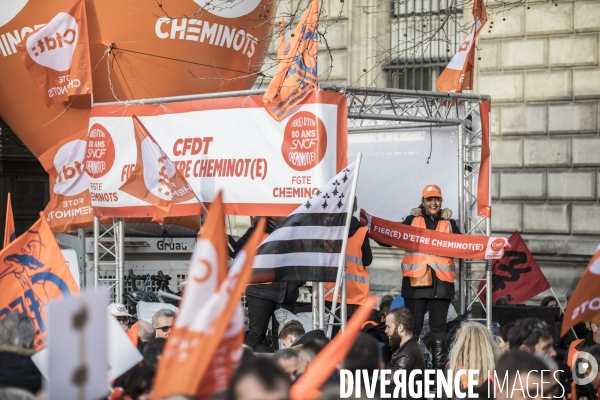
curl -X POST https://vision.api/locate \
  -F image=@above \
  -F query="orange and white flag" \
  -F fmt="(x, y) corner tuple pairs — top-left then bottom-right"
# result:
(0, 213), (80, 350)
(290, 296), (378, 400)
(477, 99), (492, 218)
(436, 0), (487, 93)
(16, 0), (93, 107)
(39, 129), (99, 232)
(152, 193), (265, 400)
(263, 0), (319, 121)
(561, 244), (600, 337)
(119, 115), (196, 221)
(4, 193), (15, 249)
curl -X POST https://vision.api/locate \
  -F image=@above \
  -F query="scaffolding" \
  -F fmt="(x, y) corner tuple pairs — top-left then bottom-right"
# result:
(91, 84), (493, 329)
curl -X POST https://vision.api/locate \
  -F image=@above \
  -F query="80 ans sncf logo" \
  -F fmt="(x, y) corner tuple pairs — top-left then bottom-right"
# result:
(281, 111), (327, 172)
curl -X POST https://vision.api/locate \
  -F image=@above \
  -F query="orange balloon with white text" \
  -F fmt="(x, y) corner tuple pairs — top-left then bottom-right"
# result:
(0, 0), (275, 157)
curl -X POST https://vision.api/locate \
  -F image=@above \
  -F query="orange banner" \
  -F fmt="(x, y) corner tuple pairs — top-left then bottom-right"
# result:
(561, 244), (600, 337)
(152, 194), (264, 399)
(360, 210), (508, 260)
(38, 129), (97, 232)
(4, 193), (15, 248)
(478, 99), (492, 218)
(119, 115), (196, 221)
(0, 213), (80, 350)
(16, 0), (92, 107)
(263, 0), (319, 121)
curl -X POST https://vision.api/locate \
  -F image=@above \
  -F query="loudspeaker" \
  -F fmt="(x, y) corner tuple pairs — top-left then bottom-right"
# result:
(492, 305), (560, 331)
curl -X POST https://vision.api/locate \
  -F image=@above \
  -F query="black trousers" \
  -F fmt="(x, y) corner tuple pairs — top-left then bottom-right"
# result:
(245, 294), (295, 350)
(403, 298), (451, 338)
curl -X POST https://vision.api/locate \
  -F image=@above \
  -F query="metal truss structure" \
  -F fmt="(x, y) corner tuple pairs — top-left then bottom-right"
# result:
(92, 217), (125, 303)
(92, 84), (493, 330)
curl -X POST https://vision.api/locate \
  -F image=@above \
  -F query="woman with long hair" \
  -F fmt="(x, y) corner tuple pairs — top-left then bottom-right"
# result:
(448, 321), (502, 389)
(400, 184), (461, 370)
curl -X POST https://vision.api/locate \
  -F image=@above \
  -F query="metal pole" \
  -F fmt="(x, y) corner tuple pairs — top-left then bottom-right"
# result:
(485, 218), (492, 331)
(458, 123), (466, 314)
(326, 153), (363, 338)
(341, 268), (347, 331)
(312, 282), (318, 331)
(318, 282), (325, 330)
(116, 218), (125, 304)
(93, 216), (99, 289)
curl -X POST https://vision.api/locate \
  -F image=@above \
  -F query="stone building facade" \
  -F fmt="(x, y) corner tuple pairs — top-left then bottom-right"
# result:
(251, 0), (600, 299)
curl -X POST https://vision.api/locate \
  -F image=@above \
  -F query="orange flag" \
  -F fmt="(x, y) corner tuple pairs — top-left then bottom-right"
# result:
(0, 213), (80, 350)
(4, 193), (15, 249)
(561, 244), (600, 337)
(119, 115), (197, 221)
(263, 0), (319, 121)
(290, 296), (378, 400)
(152, 193), (265, 400)
(39, 129), (99, 232)
(477, 99), (492, 218)
(16, 0), (93, 107)
(436, 0), (487, 93)
(127, 321), (140, 348)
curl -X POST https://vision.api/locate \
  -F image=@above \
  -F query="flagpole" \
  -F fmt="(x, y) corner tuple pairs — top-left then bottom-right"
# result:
(549, 286), (578, 339)
(326, 152), (363, 338)
(192, 192), (210, 215)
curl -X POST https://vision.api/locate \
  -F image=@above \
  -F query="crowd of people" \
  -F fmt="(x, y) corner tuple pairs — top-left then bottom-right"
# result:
(1, 184), (599, 399)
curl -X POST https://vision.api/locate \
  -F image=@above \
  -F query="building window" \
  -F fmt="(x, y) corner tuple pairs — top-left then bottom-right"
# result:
(386, 0), (463, 91)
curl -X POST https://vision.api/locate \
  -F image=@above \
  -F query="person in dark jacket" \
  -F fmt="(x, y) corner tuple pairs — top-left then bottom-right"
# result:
(0, 312), (42, 394)
(237, 216), (303, 350)
(399, 184), (461, 370)
(385, 307), (425, 375)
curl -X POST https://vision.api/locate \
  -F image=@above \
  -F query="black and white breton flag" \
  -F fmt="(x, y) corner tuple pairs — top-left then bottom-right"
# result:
(250, 162), (357, 283)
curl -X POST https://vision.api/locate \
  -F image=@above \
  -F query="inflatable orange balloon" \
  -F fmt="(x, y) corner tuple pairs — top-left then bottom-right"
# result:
(0, 0), (275, 157)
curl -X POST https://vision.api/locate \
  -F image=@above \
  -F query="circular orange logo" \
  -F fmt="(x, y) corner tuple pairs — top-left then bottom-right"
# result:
(490, 238), (505, 252)
(281, 111), (327, 171)
(85, 123), (115, 178)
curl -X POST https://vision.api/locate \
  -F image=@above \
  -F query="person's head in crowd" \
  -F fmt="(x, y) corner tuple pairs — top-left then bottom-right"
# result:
(535, 354), (567, 399)
(494, 351), (555, 400)
(378, 298), (393, 322)
(0, 312), (34, 349)
(136, 320), (156, 353)
(541, 296), (559, 308)
(296, 337), (330, 376)
(341, 334), (381, 373)
(142, 338), (166, 370)
(108, 303), (133, 332)
(448, 321), (501, 387)
(278, 320), (305, 349)
(272, 348), (299, 381)
(0, 387), (35, 400)
(495, 296), (509, 306)
(508, 318), (556, 358)
(227, 357), (291, 400)
(152, 309), (176, 339)
(591, 321), (600, 344)
(498, 322), (515, 353)
(113, 365), (154, 400)
(384, 307), (414, 351)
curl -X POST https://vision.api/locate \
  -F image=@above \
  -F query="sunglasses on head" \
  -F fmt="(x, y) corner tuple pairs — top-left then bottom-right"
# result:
(156, 325), (172, 333)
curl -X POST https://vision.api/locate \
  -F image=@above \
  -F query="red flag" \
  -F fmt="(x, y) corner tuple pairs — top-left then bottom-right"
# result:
(4, 193), (15, 249)
(263, 0), (319, 121)
(561, 244), (600, 337)
(436, 0), (487, 93)
(119, 115), (196, 221)
(478, 100), (492, 218)
(152, 193), (265, 400)
(478, 232), (550, 305)
(290, 296), (378, 400)
(0, 213), (80, 350)
(16, 0), (93, 107)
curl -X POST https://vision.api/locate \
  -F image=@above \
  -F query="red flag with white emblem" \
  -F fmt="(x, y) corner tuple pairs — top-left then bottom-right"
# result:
(119, 115), (196, 221)
(16, 0), (93, 107)
(151, 193), (265, 399)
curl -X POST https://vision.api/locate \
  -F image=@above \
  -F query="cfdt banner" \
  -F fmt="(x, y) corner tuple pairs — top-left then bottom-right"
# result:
(86, 91), (347, 217)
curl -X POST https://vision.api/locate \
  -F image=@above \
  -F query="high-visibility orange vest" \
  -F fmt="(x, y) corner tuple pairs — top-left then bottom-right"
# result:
(401, 216), (456, 283)
(324, 226), (370, 306)
(567, 338), (584, 369)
